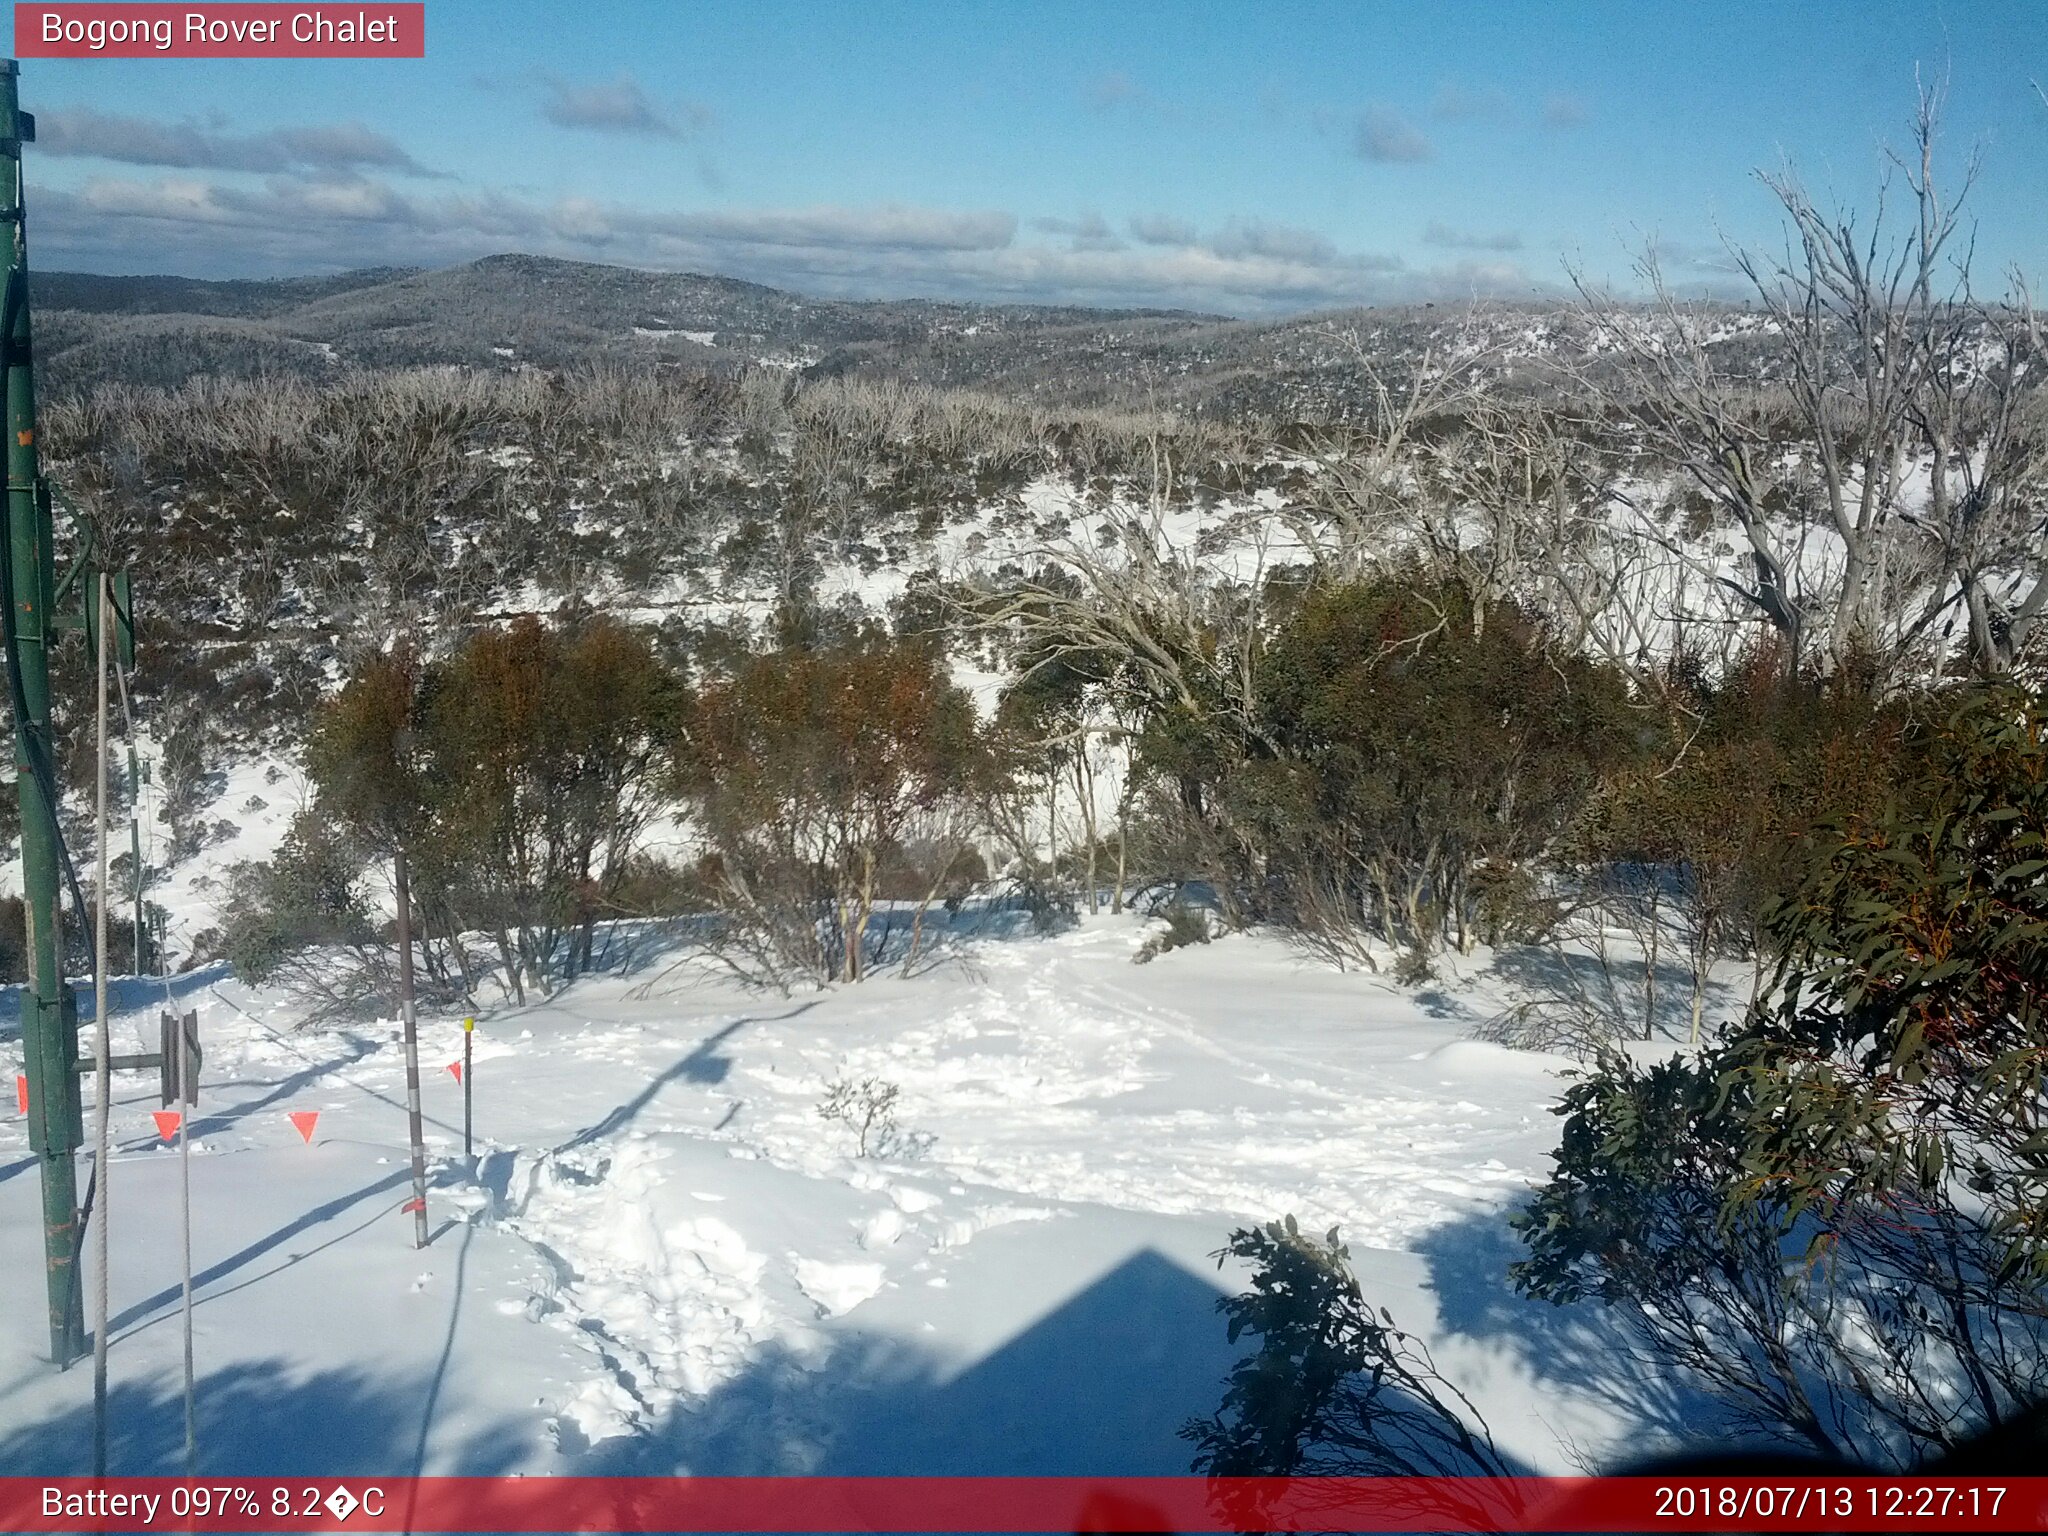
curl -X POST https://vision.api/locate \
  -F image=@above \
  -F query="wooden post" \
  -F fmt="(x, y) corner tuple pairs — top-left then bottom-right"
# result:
(462, 1015), (473, 1171)
(395, 844), (429, 1248)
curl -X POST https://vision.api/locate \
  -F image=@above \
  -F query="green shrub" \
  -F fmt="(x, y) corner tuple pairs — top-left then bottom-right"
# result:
(1160, 572), (1639, 961)
(1134, 900), (1211, 963)
(1513, 684), (2048, 1465)
(1182, 1218), (1510, 1476)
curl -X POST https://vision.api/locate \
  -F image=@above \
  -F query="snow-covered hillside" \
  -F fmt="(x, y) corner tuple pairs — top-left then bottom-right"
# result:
(0, 915), (1672, 1476)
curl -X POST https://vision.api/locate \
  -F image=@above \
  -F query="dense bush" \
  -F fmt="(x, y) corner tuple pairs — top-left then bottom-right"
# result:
(677, 636), (1001, 987)
(1512, 684), (2048, 1465)
(1151, 574), (1639, 966)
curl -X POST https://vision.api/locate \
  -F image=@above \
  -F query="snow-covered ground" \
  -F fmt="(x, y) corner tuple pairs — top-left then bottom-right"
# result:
(0, 915), (1689, 1477)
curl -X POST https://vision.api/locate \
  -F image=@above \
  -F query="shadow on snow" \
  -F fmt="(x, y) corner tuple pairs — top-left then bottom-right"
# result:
(0, 1240), (1539, 1481)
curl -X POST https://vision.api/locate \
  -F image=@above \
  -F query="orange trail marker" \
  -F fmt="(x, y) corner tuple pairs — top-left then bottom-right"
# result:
(152, 1110), (181, 1142)
(289, 1110), (320, 1144)
(446, 1061), (462, 1084)
(13, 1074), (24, 1115)
(401, 1197), (425, 1214)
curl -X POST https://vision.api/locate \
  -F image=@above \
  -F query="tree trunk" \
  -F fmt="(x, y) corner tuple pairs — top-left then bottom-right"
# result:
(444, 907), (481, 1003)
(494, 925), (524, 1005)
(1047, 766), (1059, 887)
(1112, 735), (1136, 916)
(1112, 823), (1128, 916)
(1077, 744), (1099, 915)
(904, 844), (962, 974)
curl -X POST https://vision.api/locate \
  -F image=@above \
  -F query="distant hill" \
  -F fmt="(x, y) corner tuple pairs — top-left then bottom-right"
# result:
(32, 253), (1230, 397)
(32, 267), (418, 319)
(32, 251), (1794, 419)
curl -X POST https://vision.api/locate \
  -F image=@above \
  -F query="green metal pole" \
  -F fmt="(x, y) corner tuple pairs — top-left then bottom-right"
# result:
(2, 58), (83, 1366)
(129, 747), (142, 973)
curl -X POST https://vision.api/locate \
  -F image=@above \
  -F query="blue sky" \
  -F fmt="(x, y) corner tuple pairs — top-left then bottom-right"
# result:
(15, 0), (2048, 314)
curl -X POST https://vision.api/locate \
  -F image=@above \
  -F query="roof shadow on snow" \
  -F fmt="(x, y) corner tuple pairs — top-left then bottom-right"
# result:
(561, 1245), (1242, 1476)
(1414, 1208), (1719, 1462)
(0, 1251), (1241, 1477)
(568, 1245), (1534, 1479)
(1, 1243), (1538, 1482)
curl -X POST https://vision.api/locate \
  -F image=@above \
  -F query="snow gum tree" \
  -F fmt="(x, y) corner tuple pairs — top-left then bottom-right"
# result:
(1574, 88), (2048, 686)
(418, 615), (685, 995)
(301, 617), (684, 1004)
(676, 637), (998, 987)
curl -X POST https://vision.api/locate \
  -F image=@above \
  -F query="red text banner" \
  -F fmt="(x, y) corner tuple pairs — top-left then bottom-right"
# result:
(2, 1476), (2046, 1533)
(15, 5), (424, 58)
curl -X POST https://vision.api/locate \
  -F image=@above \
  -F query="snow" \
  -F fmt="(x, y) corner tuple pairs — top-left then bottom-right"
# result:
(151, 756), (308, 956)
(0, 914), (1673, 1477)
(0, 744), (304, 969)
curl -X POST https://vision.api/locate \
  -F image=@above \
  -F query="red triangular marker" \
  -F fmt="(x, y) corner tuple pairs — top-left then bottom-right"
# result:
(14, 1074), (25, 1116)
(401, 1197), (425, 1214)
(152, 1110), (181, 1142)
(446, 1061), (462, 1084)
(289, 1110), (320, 1144)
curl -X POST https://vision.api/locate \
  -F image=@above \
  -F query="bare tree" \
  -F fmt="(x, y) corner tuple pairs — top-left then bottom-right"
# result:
(1279, 320), (1492, 585)
(1571, 84), (2044, 685)
(181, 370), (500, 646)
(1908, 289), (2048, 676)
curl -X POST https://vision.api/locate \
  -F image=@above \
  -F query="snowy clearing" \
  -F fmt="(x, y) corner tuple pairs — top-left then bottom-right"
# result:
(0, 916), (1690, 1476)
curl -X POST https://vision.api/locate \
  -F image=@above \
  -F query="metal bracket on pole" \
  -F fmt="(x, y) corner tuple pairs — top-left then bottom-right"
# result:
(83, 566), (134, 667)
(159, 1011), (199, 1107)
(60, 1014), (195, 1101)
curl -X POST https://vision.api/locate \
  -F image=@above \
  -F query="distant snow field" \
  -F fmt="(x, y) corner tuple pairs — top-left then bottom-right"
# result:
(0, 914), (1657, 1477)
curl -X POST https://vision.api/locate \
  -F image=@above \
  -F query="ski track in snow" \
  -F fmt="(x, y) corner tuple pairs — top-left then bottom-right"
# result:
(736, 936), (1537, 1246)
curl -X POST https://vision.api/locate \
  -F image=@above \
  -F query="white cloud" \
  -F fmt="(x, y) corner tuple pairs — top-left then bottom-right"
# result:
(1128, 213), (1198, 247)
(1352, 105), (1434, 164)
(672, 205), (1017, 252)
(1211, 219), (1339, 265)
(1543, 93), (1590, 129)
(37, 173), (1550, 316)
(1423, 220), (1523, 252)
(540, 73), (707, 138)
(1034, 213), (1123, 251)
(37, 108), (437, 176)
